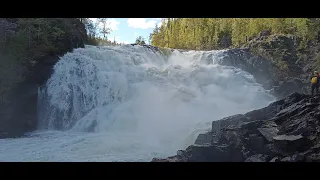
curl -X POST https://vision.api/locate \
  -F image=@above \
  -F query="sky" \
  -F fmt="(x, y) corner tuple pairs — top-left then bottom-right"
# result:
(90, 18), (163, 45)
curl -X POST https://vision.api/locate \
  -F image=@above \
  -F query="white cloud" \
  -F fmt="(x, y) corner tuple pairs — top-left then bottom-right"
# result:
(89, 18), (120, 31)
(127, 18), (157, 29)
(107, 19), (120, 31)
(112, 36), (130, 44)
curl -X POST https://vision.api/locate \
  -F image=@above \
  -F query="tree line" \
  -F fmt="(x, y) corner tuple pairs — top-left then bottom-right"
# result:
(80, 18), (153, 46)
(0, 18), (87, 102)
(150, 18), (320, 50)
(78, 18), (124, 46)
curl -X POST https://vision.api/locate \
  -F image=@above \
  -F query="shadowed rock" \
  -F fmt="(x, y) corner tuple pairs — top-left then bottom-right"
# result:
(269, 157), (281, 162)
(194, 132), (213, 145)
(245, 154), (268, 162)
(281, 154), (305, 162)
(0, 18), (87, 139)
(273, 134), (311, 154)
(258, 127), (279, 142)
(152, 93), (320, 162)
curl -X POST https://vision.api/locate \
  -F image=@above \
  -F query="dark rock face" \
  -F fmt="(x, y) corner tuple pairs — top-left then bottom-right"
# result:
(130, 43), (161, 53)
(215, 48), (306, 98)
(245, 154), (268, 162)
(194, 132), (213, 145)
(211, 33), (320, 99)
(152, 93), (320, 162)
(152, 144), (244, 162)
(269, 157), (281, 162)
(0, 18), (87, 138)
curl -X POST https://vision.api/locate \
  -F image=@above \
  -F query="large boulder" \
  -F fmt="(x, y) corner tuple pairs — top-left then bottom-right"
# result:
(153, 93), (320, 162)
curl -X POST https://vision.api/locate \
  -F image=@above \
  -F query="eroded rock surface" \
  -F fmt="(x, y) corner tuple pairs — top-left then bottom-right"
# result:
(152, 93), (320, 162)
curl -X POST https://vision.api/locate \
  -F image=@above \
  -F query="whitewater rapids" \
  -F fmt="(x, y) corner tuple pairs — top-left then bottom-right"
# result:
(0, 45), (275, 162)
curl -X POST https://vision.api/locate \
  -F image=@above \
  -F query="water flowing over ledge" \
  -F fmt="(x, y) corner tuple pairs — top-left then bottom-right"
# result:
(0, 45), (275, 161)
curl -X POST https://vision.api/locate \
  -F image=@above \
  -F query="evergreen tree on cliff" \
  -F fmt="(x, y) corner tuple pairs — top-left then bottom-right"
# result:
(0, 18), (88, 138)
(151, 18), (320, 50)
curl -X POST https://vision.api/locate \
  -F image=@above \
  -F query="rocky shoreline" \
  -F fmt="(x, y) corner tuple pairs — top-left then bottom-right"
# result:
(152, 92), (320, 162)
(151, 33), (320, 162)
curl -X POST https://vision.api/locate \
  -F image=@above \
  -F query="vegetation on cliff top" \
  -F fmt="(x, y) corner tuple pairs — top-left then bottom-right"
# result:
(0, 18), (89, 137)
(150, 18), (320, 78)
(0, 18), (87, 103)
(151, 18), (320, 50)
(0, 17), (127, 105)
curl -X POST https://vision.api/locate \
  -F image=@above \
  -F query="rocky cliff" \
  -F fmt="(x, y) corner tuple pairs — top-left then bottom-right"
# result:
(0, 18), (87, 138)
(151, 32), (320, 162)
(162, 32), (319, 99)
(216, 33), (320, 99)
(152, 92), (320, 162)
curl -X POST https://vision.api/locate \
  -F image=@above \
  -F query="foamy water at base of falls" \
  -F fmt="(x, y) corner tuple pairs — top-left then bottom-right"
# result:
(0, 45), (275, 162)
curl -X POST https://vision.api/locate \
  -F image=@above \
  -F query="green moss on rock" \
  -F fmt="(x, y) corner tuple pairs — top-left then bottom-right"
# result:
(247, 34), (300, 78)
(0, 18), (87, 138)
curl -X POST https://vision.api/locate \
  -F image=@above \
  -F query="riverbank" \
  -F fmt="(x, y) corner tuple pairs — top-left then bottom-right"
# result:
(0, 18), (87, 138)
(152, 92), (320, 162)
(151, 32), (320, 162)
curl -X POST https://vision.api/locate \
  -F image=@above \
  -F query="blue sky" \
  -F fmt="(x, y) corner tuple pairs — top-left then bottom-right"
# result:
(90, 18), (163, 44)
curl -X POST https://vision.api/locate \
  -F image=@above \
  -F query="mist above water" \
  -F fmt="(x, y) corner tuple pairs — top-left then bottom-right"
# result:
(0, 45), (275, 161)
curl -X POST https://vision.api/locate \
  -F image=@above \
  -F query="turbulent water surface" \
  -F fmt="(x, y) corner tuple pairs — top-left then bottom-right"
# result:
(0, 45), (275, 161)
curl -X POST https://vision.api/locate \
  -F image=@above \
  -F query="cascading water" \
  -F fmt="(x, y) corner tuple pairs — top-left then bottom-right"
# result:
(0, 45), (275, 161)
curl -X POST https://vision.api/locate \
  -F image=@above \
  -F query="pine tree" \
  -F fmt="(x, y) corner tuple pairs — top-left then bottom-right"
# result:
(151, 18), (317, 50)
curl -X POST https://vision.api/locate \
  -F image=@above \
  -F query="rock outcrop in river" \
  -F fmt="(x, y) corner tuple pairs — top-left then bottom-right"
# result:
(152, 92), (320, 162)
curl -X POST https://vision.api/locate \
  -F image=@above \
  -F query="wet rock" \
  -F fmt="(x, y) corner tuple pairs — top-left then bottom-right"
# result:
(263, 144), (281, 156)
(245, 154), (268, 162)
(211, 135), (219, 144)
(157, 144), (245, 162)
(176, 150), (183, 157)
(152, 156), (185, 162)
(246, 134), (265, 153)
(305, 152), (320, 162)
(240, 121), (264, 134)
(153, 93), (320, 162)
(218, 129), (241, 146)
(280, 154), (304, 162)
(186, 144), (244, 162)
(274, 134), (303, 141)
(258, 127), (279, 142)
(151, 158), (168, 162)
(211, 114), (246, 134)
(292, 154), (305, 161)
(269, 157), (281, 162)
(273, 134), (311, 153)
(194, 132), (213, 145)
(242, 150), (252, 159)
(281, 156), (291, 162)
(261, 120), (278, 128)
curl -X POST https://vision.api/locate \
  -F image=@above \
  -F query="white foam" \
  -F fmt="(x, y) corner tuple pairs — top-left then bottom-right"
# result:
(0, 45), (275, 161)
